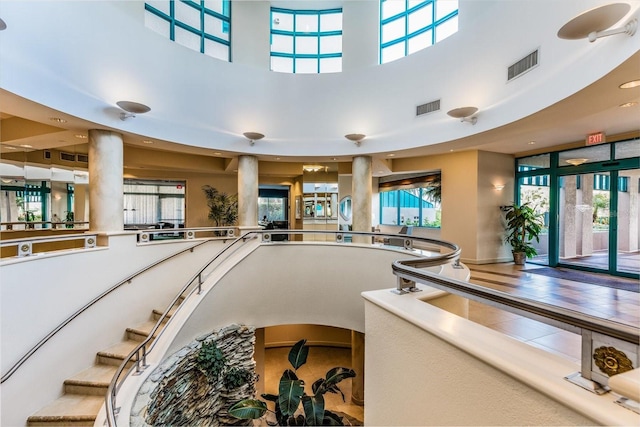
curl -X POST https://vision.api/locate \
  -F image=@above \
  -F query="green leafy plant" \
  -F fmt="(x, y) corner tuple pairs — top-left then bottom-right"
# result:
(224, 367), (253, 390)
(197, 340), (227, 380)
(503, 203), (544, 260)
(202, 185), (238, 227)
(229, 339), (356, 426)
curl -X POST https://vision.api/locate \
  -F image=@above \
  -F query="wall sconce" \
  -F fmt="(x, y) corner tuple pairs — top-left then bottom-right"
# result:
(303, 165), (324, 172)
(557, 3), (637, 42)
(447, 107), (478, 125)
(345, 133), (366, 146)
(493, 184), (505, 191)
(565, 158), (589, 166)
(243, 132), (265, 146)
(117, 101), (151, 121)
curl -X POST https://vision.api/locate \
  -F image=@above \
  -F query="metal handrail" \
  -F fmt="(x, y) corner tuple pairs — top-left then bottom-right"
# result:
(104, 230), (460, 426)
(0, 238), (215, 384)
(391, 260), (640, 345)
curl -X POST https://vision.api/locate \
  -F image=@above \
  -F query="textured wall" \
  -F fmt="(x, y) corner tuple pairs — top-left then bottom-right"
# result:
(131, 324), (256, 426)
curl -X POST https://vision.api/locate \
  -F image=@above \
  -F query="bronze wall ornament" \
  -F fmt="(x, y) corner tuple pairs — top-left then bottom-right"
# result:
(593, 346), (634, 377)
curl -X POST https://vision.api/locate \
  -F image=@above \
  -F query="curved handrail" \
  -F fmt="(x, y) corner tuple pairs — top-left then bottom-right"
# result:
(391, 260), (640, 345)
(0, 238), (215, 384)
(104, 229), (459, 426)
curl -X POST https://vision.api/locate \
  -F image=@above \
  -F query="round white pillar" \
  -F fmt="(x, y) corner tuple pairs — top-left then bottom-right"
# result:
(88, 129), (124, 232)
(352, 156), (372, 243)
(238, 155), (259, 228)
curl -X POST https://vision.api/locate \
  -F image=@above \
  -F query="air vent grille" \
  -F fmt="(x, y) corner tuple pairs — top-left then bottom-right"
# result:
(508, 49), (538, 81)
(416, 99), (441, 116)
(43, 150), (51, 160)
(76, 154), (88, 163)
(60, 152), (75, 162)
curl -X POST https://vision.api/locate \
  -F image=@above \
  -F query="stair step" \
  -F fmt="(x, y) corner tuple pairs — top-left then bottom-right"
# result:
(152, 306), (177, 321)
(126, 320), (162, 341)
(96, 339), (141, 367)
(63, 364), (118, 396)
(27, 394), (104, 427)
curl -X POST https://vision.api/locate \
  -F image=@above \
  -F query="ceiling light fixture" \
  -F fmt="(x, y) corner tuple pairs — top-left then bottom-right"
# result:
(447, 107), (478, 125)
(19, 144), (33, 148)
(619, 101), (638, 108)
(117, 100), (151, 121)
(303, 165), (324, 172)
(243, 132), (264, 146)
(566, 158), (589, 166)
(49, 117), (67, 123)
(142, 140), (154, 144)
(0, 18), (7, 31)
(619, 79), (640, 89)
(345, 133), (365, 146)
(557, 3), (637, 42)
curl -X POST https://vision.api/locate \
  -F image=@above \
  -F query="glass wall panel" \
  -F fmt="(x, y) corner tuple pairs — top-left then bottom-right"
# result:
(558, 145), (610, 167)
(518, 176), (550, 264)
(616, 168), (640, 275)
(615, 139), (640, 160)
(517, 154), (550, 171)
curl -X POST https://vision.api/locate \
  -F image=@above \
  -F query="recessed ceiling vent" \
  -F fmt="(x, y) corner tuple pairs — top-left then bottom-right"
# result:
(416, 99), (441, 116)
(508, 49), (539, 81)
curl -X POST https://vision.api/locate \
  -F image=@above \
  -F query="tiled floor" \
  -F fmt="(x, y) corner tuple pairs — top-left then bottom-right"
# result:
(263, 263), (639, 423)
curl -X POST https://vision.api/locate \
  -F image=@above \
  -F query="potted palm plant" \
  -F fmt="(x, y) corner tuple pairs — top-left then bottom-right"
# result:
(503, 203), (544, 265)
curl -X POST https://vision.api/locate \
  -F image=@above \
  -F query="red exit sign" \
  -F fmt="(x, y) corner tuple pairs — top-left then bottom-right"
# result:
(586, 132), (606, 145)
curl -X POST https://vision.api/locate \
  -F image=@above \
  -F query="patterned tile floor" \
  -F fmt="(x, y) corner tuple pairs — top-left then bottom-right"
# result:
(263, 263), (640, 423)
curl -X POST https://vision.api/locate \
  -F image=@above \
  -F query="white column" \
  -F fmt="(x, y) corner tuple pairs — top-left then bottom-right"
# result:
(88, 130), (123, 232)
(352, 156), (372, 243)
(238, 155), (259, 228)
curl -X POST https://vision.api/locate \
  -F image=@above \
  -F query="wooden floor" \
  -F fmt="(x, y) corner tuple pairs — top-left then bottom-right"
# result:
(264, 263), (640, 423)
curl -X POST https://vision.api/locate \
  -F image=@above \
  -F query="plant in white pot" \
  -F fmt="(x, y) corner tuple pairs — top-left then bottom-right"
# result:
(503, 203), (544, 265)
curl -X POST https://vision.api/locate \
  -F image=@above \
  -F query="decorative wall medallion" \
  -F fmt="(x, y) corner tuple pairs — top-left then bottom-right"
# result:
(593, 346), (634, 377)
(87, 238), (95, 245)
(20, 244), (29, 253)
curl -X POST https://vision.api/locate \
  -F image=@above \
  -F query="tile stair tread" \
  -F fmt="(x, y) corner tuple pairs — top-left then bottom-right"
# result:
(153, 306), (177, 318)
(127, 320), (162, 336)
(27, 394), (104, 420)
(65, 364), (118, 387)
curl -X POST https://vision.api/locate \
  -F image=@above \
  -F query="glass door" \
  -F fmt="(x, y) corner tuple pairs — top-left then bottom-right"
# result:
(558, 172), (610, 271)
(616, 169), (640, 275)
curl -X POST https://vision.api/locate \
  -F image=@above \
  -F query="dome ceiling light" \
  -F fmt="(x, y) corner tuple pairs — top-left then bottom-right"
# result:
(557, 3), (637, 42)
(243, 132), (264, 146)
(566, 158), (589, 166)
(0, 18), (7, 31)
(117, 101), (151, 121)
(345, 133), (366, 146)
(447, 106), (478, 125)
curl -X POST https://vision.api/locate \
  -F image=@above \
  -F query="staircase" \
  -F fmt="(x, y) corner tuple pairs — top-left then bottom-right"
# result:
(26, 308), (173, 426)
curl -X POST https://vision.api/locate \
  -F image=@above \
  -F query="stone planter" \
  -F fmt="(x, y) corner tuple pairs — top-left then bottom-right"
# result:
(512, 251), (526, 265)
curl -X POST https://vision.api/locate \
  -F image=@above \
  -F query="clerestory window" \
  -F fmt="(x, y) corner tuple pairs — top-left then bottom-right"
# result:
(270, 8), (343, 74)
(380, 0), (458, 64)
(145, 0), (231, 62)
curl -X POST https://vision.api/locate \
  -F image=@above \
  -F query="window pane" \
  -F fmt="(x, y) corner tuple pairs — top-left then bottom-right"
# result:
(175, 1), (200, 30)
(408, 4), (432, 34)
(205, 14), (229, 40)
(272, 34), (293, 53)
(204, 39), (228, 60)
(296, 36), (318, 54)
(408, 30), (432, 54)
(382, 17), (405, 44)
(272, 11), (294, 31)
(145, 10), (170, 37)
(320, 35), (341, 54)
(517, 154), (550, 171)
(271, 56), (293, 73)
(382, 0), (405, 20)
(435, 15), (457, 42)
(320, 57), (342, 73)
(615, 139), (640, 159)
(296, 14), (318, 33)
(320, 13), (342, 32)
(147, 0), (170, 15)
(381, 42), (405, 63)
(296, 58), (318, 73)
(559, 145), (610, 167)
(175, 26), (201, 52)
(203, 0), (225, 15)
(436, 0), (458, 19)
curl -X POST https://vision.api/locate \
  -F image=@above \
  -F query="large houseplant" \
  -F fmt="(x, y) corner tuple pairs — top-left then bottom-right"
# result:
(229, 339), (356, 426)
(202, 185), (238, 227)
(503, 203), (544, 265)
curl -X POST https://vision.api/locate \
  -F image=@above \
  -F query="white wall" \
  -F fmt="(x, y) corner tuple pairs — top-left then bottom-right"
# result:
(0, 236), (228, 427)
